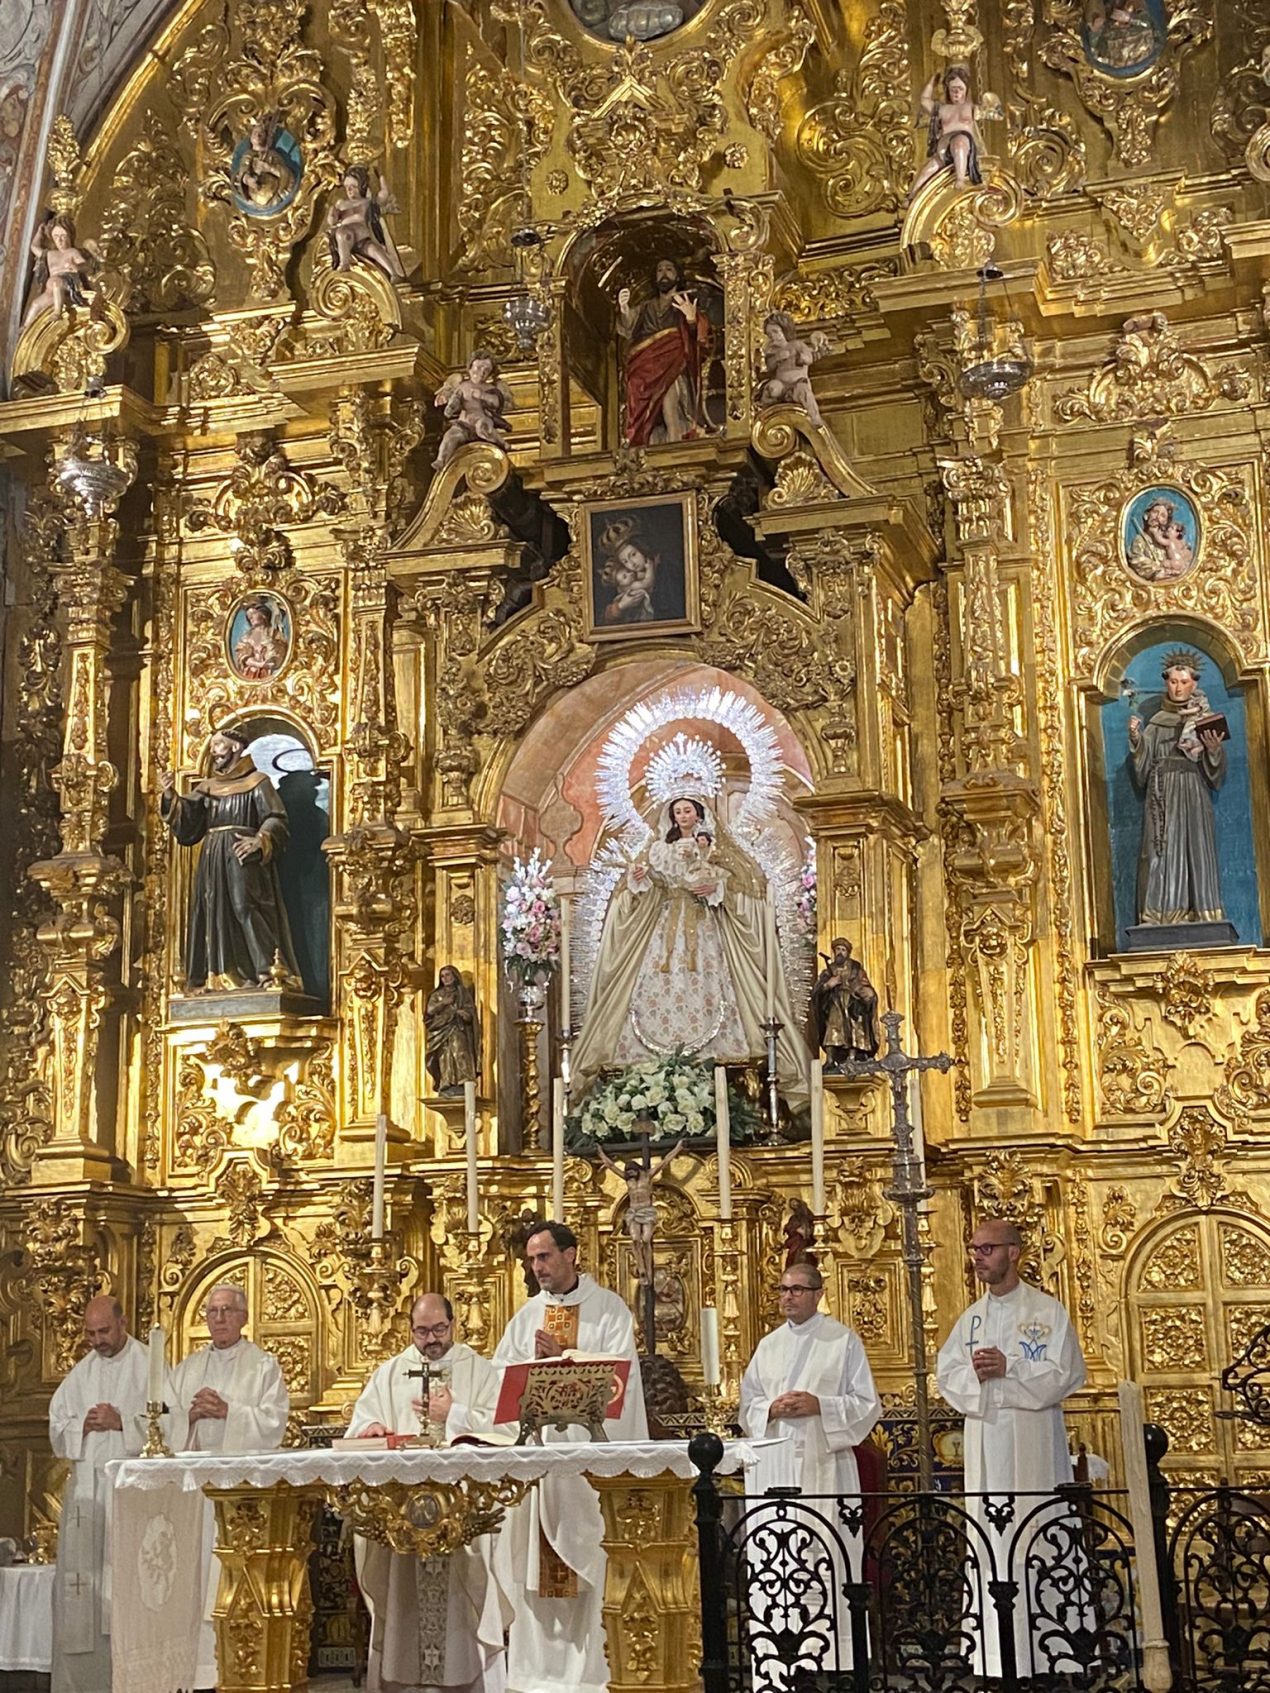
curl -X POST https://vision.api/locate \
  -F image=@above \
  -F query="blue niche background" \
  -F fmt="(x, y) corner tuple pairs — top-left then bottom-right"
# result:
(1101, 631), (1259, 952)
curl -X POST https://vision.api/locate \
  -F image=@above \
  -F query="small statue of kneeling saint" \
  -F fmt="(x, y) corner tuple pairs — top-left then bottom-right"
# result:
(161, 727), (302, 993)
(424, 965), (480, 1096)
(806, 937), (879, 1071)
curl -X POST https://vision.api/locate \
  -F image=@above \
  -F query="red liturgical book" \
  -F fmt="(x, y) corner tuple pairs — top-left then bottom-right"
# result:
(493, 1354), (632, 1426)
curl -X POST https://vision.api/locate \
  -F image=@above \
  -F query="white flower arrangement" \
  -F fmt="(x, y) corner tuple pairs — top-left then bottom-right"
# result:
(569, 1052), (761, 1148)
(500, 848), (560, 986)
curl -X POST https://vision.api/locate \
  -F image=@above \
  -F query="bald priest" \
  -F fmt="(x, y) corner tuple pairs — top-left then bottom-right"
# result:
(49, 1296), (151, 1693)
(348, 1292), (508, 1693)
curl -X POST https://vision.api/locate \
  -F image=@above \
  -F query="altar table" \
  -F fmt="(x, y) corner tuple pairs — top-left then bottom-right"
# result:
(109, 1440), (760, 1693)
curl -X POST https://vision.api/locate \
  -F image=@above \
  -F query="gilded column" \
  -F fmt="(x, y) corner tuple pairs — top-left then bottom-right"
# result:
(938, 454), (1040, 1111)
(28, 432), (139, 1184)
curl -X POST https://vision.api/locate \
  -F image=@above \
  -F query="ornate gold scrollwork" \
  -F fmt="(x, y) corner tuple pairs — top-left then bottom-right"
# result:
(324, 1474), (535, 1557)
(794, 0), (908, 218)
(1039, 0), (1213, 168)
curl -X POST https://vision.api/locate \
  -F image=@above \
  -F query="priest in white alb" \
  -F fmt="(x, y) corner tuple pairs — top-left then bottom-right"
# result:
(347, 1292), (508, 1693)
(491, 1223), (647, 1693)
(936, 1217), (1088, 1680)
(740, 1261), (881, 1684)
(167, 1282), (289, 1688)
(49, 1296), (151, 1693)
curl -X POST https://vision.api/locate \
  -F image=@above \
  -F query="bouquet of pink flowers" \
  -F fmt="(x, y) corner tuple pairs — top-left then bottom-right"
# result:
(500, 847), (561, 986)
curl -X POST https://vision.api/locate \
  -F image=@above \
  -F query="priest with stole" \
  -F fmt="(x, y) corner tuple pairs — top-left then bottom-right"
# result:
(739, 1262), (881, 1679)
(492, 1223), (647, 1693)
(935, 1218), (1088, 1679)
(49, 1296), (151, 1693)
(167, 1283), (289, 1688)
(347, 1292), (509, 1693)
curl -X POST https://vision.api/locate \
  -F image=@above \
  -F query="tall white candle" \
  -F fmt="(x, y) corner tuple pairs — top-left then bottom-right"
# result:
(810, 1058), (826, 1215)
(765, 907), (778, 1023)
(700, 1307), (720, 1387)
(714, 1065), (732, 1220)
(910, 1073), (927, 1186)
(551, 1076), (566, 1220)
(464, 1081), (479, 1234)
(147, 1324), (164, 1405)
(559, 893), (572, 1033)
(371, 1112), (388, 1239)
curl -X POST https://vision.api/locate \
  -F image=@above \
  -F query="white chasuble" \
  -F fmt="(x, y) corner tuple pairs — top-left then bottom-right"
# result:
(740, 1315), (880, 1682)
(936, 1282), (1088, 1678)
(348, 1343), (509, 1693)
(49, 1336), (150, 1693)
(168, 1339), (289, 1685)
(491, 1276), (647, 1693)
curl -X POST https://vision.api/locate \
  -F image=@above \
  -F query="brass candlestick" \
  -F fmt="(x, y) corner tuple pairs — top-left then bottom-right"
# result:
(140, 1400), (171, 1459)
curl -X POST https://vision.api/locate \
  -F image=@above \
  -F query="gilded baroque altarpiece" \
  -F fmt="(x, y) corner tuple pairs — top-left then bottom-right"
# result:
(0, 0), (1266, 1572)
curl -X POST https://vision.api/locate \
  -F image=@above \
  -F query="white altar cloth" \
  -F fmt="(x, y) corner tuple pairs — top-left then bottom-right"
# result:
(0, 1563), (55, 1672)
(108, 1438), (760, 1493)
(107, 1441), (763, 1693)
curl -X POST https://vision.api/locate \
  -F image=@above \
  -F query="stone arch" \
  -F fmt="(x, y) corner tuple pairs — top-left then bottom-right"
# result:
(1124, 1206), (1270, 1483)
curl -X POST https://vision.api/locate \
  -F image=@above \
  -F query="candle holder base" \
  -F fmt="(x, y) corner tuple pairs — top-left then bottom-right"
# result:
(140, 1401), (172, 1459)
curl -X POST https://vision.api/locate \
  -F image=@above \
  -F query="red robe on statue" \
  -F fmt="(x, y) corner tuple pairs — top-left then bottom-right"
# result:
(623, 306), (711, 445)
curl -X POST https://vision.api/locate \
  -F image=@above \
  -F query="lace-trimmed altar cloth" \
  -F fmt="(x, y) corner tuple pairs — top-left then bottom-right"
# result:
(107, 1441), (768, 1693)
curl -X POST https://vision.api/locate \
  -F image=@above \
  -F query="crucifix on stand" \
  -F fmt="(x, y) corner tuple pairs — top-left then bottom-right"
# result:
(597, 1130), (684, 1356)
(405, 1356), (452, 1446)
(840, 1009), (952, 1490)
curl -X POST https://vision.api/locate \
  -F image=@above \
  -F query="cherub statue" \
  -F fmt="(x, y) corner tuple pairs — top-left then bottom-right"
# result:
(235, 113), (297, 211)
(326, 165), (404, 280)
(23, 213), (101, 330)
(433, 353), (513, 470)
(757, 311), (830, 428)
(909, 65), (1001, 200)
(597, 1139), (685, 1286)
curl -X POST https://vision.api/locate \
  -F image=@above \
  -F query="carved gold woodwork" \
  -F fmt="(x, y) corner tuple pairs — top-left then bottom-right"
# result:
(1063, 443), (1261, 679)
(1039, 0), (1213, 168)
(593, 1473), (702, 1693)
(3, 0), (1270, 1584)
(326, 1472), (535, 1555)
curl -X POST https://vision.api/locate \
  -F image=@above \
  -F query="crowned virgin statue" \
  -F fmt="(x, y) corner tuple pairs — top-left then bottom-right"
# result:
(572, 704), (811, 1107)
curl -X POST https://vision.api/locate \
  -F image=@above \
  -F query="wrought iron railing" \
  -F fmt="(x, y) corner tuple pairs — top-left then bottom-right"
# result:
(691, 1425), (1270, 1693)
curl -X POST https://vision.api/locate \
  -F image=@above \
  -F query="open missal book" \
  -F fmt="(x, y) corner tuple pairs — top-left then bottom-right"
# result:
(491, 1351), (631, 1430)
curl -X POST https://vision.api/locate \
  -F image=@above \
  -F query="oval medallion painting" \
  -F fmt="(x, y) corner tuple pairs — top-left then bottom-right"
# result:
(227, 592), (293, 682)
(230, 116), (303, 217)
(1082, 0), (1167, 78)
(1121, 486), (1201, 584)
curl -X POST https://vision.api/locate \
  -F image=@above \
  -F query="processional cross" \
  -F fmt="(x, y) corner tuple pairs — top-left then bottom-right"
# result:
(840, 1009), (952, 1490)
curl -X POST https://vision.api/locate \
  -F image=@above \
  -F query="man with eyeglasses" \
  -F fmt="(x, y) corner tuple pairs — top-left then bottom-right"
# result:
(936, 1218), (1087, 1680)
(739, 1262), (880, 1679)
(348, 1292), (506, 1693)
(167, 1283), (289, 1688)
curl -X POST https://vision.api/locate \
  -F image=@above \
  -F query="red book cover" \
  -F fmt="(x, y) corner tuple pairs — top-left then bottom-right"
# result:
(493, 1355), (632, 1426)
